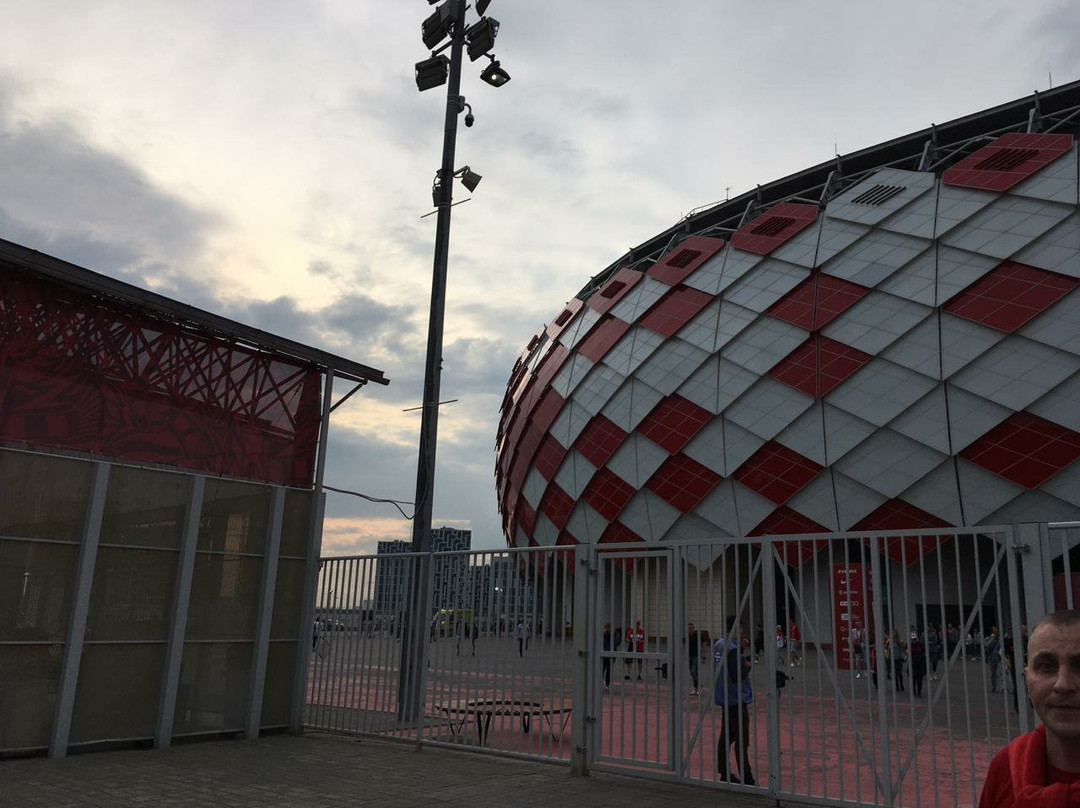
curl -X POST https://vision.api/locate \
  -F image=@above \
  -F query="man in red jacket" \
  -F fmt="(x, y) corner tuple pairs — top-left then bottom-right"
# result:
(979, 609), (1080, 807)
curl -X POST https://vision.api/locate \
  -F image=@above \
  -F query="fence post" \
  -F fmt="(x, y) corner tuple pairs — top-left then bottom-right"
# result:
(761, 541), (781, 796)
(246, 485), (286, 739)
(870, 539), (894, 806)
(669, 547), (684, 778)
(569, 545), (591, 776)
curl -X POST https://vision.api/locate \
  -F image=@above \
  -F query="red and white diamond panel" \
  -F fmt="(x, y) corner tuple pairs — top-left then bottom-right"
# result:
(497, 132), (1080, 562)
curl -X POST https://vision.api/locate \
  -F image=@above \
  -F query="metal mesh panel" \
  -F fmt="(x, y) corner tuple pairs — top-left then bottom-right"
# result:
(270, 559), (305, 640)
(0, 449), (91, 541)
(197, 480), (270, 555)
(174, 642), (251, 734)
(185, 554), (261, 641)
(260, 641), (297, 728)
(84, 547), (176, 642)
(0, 538), (79, 642)
(279, 490), (312, 558)
(0, 645), (62, 750)
(100, 465), (187, 549)
(69, 643), (166, 744)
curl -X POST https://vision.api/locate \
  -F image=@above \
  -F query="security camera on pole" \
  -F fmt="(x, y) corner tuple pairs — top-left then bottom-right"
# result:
(398, 0), (510, 724)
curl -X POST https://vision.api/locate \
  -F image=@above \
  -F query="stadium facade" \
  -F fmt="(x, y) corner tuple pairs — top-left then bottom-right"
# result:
(495, 83), (1080, 572)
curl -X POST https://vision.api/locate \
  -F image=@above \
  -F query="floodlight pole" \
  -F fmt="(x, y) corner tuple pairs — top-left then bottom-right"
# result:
(399, 0), (467, 725)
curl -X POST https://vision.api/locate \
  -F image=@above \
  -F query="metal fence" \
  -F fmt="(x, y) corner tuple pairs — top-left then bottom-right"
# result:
(305, 525), (1069, 807)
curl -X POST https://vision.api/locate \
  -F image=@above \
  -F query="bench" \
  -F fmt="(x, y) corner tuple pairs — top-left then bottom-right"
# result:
(436, 697), (573, 745)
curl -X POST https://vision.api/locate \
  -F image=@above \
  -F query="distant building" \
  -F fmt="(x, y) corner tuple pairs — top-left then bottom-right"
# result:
(373, 540), (411, 616)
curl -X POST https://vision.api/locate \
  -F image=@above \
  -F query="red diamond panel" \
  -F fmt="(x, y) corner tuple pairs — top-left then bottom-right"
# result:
(960, 411), (1080, 489)
(515, 495), (537, 538)
(577, 314), (631, 363)
(546, 297), (585, 342)
(599, 521), (643, 545)
(647, 235), (726, 285)
(769, 334), (872, 397)
(583, 468), (637, 520)
(944, 260), (1078, 333)
(539, 483), (575, 531)
(637, 395), (712, 454)
(768, 272), (870, 331)
(943, 133), (1074, 192)
(639, 286), (714, 338)
(734, 441), (823, 505)
(587, 268), (644, 315)
(530, 388), (566, 436)
(574, 414), (628, 468)
(853, 499), (952, 565)
(645, 453), (722, 512)
(533, 434), (568, 481)
(749, 506), (829, 567)
(730, 202), (819, 256)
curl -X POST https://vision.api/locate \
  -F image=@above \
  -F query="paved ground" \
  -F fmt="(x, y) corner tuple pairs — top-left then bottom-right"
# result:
(2, 732), (783, 808)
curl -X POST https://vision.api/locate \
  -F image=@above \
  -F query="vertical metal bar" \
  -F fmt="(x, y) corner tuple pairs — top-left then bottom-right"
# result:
(349, 556), (371, 733)
(762, 541), (780, 797)
(49, 460), (110, 759)
(246, 485), (285, 739)
(156, 474), (205, 749)
(870, 537), (893, 806)
(671, 547), (684, 778)
(414, 550), (436, 750)
(290, 489), (328, 733)
(1015, 523), (1045, 732)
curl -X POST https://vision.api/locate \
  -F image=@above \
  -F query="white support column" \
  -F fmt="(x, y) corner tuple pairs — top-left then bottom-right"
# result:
(247, 485), (286, 739)
(49, 461), (110, 759)
(155, 475), (206, 749)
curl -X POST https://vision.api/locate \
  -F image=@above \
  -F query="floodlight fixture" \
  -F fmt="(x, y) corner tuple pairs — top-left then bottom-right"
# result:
(476, 0), (492, 13)
(421, 3), (453, 49)
(466, 16), (499, 61)
(415, 55), (450, 91)
(479, 58), (510, 87)
(456, 166), (482, 192)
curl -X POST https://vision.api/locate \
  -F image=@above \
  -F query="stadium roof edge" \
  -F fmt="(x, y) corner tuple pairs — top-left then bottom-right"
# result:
(0, 237), (390, 387)
(579, 78), (1080, 300)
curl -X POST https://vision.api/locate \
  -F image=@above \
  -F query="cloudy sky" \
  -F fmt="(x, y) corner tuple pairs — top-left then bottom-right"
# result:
(1, 1), (1077, 553)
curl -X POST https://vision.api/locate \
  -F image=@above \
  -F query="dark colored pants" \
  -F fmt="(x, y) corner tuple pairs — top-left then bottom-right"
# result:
(602, 658), (612, 686)
(717, 703), (755, 785)
(689, 656), (699, 689)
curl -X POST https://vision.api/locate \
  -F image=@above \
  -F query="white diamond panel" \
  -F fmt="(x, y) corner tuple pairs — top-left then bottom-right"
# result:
(835, 429), (947, 499)
(602, 326), (665, 376)
(828, 169), (936, 226)
(941, 195), (1072, 261)
(822, 292), (932, 356)
(618, 490), (682, 542)
(602, 377), (665, 432)
(723, 317), (808, 375)
(726, 376), (814, 441)
(822, 229), (931, 288)
(724, 258), (810, 312)
(606, 433), (669, 488)
(677, 355), (759, 416)
(635, 338), (710, 395)
(827, 358), (938, 427)
(609, 276), (671, 323)
(1012, 213), (1080, 278)
(678, 300), (757, 353)
(951, 335), (1080, 412)
(553, 449), (598, 500)
(685, 247), (765, 296)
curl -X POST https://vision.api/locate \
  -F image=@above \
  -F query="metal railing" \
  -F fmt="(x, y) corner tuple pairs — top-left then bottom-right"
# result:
(305, 524), (1064, 807)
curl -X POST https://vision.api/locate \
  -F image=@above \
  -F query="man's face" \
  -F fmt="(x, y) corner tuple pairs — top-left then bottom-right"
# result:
(688, 623), (695, 633)
(1026, 622), (1080, 740)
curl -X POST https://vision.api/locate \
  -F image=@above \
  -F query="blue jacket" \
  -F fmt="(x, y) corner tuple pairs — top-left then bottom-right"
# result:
(713, 638), (753, 706)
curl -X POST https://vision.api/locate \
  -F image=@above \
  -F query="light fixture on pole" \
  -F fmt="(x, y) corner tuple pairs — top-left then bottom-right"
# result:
(466, 16), (499, 61)
(398, 0), (510, 726)
(455, 166), (482, 192)
(415, 54), (450, 91)
(421, 2), (454, 49)
(479, 57), (510, 87)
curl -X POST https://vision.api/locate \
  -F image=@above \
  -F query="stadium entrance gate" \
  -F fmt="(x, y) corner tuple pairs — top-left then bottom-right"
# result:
(584, 526), (1042, 808)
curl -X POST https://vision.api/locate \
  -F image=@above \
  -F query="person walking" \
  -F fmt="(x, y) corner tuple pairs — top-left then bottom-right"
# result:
(788, 620), (802, 667)
(891, 631), (906, 692)
(624, 620), (645, 681)
(455, 617), (465, 655)
(985, 626), (1002, 693)
(775, 624), (787, 667)
(928, 624), (943, 680)
(851, 621), (867, 678)
(754, 623), (765, 663)
(714, 616), (755, 786)
(910, 630), (927, 697)
(602, 622), (619, 689)
(687, 622), (701, 695)
(515, 620), (527, 658)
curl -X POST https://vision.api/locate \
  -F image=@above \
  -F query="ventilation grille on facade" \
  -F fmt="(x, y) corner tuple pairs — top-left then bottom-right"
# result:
(851, 184), (906, 206)
(749, 216), (796, 237)
(665, 248), (703, 269)
(600, 280), (626, 299)
(973, 148), (1040, 172)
